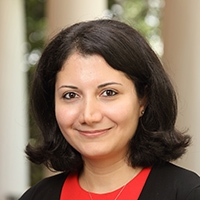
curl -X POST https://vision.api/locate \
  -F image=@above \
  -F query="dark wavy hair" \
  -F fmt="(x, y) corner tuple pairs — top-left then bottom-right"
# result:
(26, 19), (190, 172)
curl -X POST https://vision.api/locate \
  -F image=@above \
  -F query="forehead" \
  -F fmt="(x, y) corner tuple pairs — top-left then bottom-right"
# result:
(58, 53), (125, 80)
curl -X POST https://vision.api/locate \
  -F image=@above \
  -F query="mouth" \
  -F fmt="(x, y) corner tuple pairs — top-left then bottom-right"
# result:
(76, 127), (112, 137)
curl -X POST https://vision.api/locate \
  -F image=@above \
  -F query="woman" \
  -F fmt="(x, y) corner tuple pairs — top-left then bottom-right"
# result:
(19, 19), (200, 199)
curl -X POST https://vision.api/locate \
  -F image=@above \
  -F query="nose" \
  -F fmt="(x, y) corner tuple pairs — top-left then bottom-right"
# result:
(79, 98), (103, 125)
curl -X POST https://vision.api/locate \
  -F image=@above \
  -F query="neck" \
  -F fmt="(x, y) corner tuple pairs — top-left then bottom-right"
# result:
(79, 157), (142, 194)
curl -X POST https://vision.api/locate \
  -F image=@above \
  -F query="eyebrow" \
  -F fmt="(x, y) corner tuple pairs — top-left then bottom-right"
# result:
(97, 82), (123, 88)
(58, 82), (122, 90)
(58, 85), (78, 90)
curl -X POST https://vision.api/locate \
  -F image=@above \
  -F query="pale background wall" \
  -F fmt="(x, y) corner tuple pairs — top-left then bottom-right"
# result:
(162, 0), (200, 175)
(46, 0), (107, 37)
(0, 0), (29, 200)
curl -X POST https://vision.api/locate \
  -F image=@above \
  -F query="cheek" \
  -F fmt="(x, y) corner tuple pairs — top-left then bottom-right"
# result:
(106, 101), (141, 124)
(55, 106), (77, 129)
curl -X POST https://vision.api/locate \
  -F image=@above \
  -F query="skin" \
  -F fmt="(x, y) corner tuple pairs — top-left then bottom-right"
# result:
(55, 52), (145, 193)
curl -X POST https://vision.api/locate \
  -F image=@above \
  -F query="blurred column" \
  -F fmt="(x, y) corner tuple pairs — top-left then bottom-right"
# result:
(0, 0), (29, 199)
(46, 0), (107, 37)
(162, 0), (200, 175)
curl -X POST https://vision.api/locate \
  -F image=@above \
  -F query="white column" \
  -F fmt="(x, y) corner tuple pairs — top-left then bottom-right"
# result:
(162, 0), (200, 175)
(0, 0), (29, 199)
(46, 0), (107, 37)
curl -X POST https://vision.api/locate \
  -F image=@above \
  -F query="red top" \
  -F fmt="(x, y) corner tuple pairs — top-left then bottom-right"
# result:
(60, 167), (151, 200)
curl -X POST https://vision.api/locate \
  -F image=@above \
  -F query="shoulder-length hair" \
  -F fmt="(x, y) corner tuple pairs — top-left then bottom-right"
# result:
(26, 19), (190, 172)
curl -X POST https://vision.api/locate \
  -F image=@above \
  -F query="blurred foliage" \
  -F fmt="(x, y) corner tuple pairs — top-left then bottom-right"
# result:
(108, 0), (164, 55)
(25, 0), (46, 74)
(25, 0), (46, 51)
(25, 0), (163, 186)
(25, 0), (46, 186)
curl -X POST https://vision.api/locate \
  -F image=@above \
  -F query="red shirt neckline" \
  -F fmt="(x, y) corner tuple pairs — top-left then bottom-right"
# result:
(61, 167), (151, 200)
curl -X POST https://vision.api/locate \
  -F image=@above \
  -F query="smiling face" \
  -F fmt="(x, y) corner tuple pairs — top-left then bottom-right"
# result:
(55, 53), (145, 162)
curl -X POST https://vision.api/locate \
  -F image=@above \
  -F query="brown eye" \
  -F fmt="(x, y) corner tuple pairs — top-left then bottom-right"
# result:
(63, 92), (78, 99)
(102, 90), (117, 97)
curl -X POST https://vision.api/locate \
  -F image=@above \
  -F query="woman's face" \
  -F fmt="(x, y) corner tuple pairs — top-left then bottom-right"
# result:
(55, 53), (145, 161)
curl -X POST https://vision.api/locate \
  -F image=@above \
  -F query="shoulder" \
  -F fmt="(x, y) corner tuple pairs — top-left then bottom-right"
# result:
(139, 162), (200, 200)
(152, 162), (200, 184)
(19, 172), (68, 200)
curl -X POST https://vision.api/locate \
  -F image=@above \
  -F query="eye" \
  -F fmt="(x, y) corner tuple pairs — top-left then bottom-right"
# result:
(63, 92), (79, 99)
(101, 89), (117, 97)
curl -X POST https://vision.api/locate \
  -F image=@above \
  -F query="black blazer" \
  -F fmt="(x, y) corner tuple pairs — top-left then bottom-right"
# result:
(19, 162), (200, 200)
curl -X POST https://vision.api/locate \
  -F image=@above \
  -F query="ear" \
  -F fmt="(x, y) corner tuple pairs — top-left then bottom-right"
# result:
(139, 96), (147, 117)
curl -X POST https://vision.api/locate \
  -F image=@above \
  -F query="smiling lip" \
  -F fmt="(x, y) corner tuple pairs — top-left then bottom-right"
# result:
(76, 128), (112, 137)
